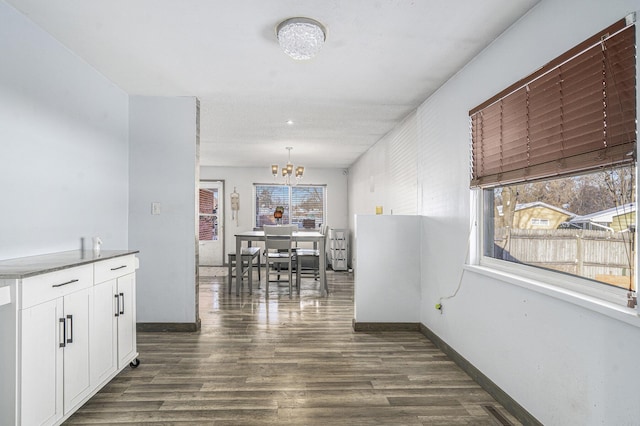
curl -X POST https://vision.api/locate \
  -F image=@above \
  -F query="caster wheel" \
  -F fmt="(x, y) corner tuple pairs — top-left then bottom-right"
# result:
(129, 358), (140, 368)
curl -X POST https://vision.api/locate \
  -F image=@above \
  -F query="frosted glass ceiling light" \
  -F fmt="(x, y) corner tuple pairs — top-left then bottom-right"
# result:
(276, 17), (326, 60)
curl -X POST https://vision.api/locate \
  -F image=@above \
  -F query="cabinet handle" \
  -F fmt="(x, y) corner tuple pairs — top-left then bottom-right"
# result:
(52, 279), (79, 288)
(110, 265), (127, 271)
(114, 294), (120, 317)
(119, 293), (125, 315)
(59, 318), (66, 348)
(66, 314), (73, 344)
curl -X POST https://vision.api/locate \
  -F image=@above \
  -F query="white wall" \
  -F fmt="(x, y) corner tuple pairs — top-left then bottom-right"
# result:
(348, 111), (417, 223)
(129, 96), (198, 324)
(348, 112), (418, 265)
(349, 0), (640, 424)
(200, 166), (348, 259)
(0, 1), (129, 260)
(354, 215), (421, 323)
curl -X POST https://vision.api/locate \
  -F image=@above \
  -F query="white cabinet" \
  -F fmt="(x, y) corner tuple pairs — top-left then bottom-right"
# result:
(0, 250), (138, 426)
(60, 286), (92, 411)
(90, 279), (118, 386)
(115, 273), (137, 367)
(20, 265), (93, 426)
(91, 255), (138, 387)
(20, 298), (62, 425)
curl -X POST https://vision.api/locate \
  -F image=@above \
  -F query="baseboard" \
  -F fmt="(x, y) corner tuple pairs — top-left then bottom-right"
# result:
(137, 321), (201, 332)
(419, 324), (542, 426)
(352, 319), (420, 332)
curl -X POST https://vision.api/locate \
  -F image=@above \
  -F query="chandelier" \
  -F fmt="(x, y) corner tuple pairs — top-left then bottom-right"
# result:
(276, 17), (326, 60)
(272, 147), (304, 185)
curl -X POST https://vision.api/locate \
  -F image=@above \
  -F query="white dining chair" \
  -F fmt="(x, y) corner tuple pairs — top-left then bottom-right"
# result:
(263, 225), (297, 297)
(295, 225), (328, 294)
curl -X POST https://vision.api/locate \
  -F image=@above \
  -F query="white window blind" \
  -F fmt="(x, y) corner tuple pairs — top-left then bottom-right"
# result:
(291, 186), (325, 229)
(254, 184), (326, 229)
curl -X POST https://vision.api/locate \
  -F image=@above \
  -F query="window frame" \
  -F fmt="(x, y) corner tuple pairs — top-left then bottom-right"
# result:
(253, 183), (327, 229)
(472, 185), (635, 308)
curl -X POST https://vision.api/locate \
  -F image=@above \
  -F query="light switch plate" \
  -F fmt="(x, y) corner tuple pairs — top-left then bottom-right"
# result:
(151, 202), (161, 215)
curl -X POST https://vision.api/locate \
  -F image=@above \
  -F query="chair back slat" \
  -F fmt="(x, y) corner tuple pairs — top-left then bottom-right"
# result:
(264, 225), (295, 252)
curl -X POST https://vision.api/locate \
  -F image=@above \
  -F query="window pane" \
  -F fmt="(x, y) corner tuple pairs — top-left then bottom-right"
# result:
(254, 184), (326, 229)
(291, 186), (325, 229)
(199, 216), (214, 240)
(484, 165), (636, 292)
(199, 188), (218, 240)
(255, 185), (290, 227)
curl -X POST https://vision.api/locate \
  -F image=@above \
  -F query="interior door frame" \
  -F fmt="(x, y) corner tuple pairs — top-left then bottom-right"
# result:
(199, 179), (225, 266)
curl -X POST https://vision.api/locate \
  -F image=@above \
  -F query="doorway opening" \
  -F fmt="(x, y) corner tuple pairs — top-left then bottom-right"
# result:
(199, 180), (224, 266)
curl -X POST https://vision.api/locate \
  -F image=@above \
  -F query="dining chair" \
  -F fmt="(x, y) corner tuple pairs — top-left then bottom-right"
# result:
(263, 224), (296, 297)
(295, 225), (329, 294)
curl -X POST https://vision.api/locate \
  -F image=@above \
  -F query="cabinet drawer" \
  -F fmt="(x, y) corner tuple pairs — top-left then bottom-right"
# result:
(21, 265), (93, 309)
(94, 255), (136, 284)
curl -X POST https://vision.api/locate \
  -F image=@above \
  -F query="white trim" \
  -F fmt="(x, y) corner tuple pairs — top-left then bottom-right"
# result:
(465, 264), (640, 327)
(479, 256), (630, 305)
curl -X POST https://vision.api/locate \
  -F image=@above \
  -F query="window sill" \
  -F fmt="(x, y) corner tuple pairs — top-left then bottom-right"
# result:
(464, 264), (640, 328)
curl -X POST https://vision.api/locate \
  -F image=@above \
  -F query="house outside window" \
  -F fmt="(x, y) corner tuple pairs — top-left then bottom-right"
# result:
(254, 184), (326, 229)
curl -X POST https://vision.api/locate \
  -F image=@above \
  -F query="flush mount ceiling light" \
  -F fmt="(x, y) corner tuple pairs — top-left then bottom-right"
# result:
(276, 17), (326, 60)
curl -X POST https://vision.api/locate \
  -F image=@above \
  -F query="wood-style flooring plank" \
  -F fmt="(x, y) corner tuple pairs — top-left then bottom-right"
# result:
(65, 270), (520, 425)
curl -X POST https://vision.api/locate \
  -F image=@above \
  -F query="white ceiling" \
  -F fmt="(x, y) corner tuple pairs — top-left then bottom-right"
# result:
(6, 0), (540, 169)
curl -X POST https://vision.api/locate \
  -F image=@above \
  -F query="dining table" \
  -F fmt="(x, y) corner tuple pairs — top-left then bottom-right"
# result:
(234, 229), (328, 296)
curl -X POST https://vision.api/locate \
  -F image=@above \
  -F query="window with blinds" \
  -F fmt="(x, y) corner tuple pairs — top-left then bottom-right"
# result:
(471, 17), (637, 306)
(254, 184), (326, 229)
(470, 18), (636, 188)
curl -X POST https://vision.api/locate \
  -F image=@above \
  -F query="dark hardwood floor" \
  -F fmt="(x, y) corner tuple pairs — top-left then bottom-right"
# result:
(65, 269), (520, 425)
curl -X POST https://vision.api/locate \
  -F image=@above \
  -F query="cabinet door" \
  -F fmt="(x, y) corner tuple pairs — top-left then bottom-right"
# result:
(90, 279), (118, 387)
(117, 273), (137, 367)
(62, 287), (92, 413)
(21, 298), (63, 426)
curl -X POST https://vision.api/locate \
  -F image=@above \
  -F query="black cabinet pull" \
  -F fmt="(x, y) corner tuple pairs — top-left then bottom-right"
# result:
(110, 265), (126, 271)
(114, 294), (120, 317)
(52, 279), (78, 288)
(59, 318), (66, 348)
(119, 293), (125, 315)
(66, 314), (73, 344)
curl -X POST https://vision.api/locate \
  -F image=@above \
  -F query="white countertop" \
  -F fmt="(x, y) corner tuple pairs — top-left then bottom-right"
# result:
(0, 249), (139, 279)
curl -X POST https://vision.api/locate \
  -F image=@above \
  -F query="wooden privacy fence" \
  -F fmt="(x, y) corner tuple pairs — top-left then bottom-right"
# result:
(495, 228), (635, 290)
